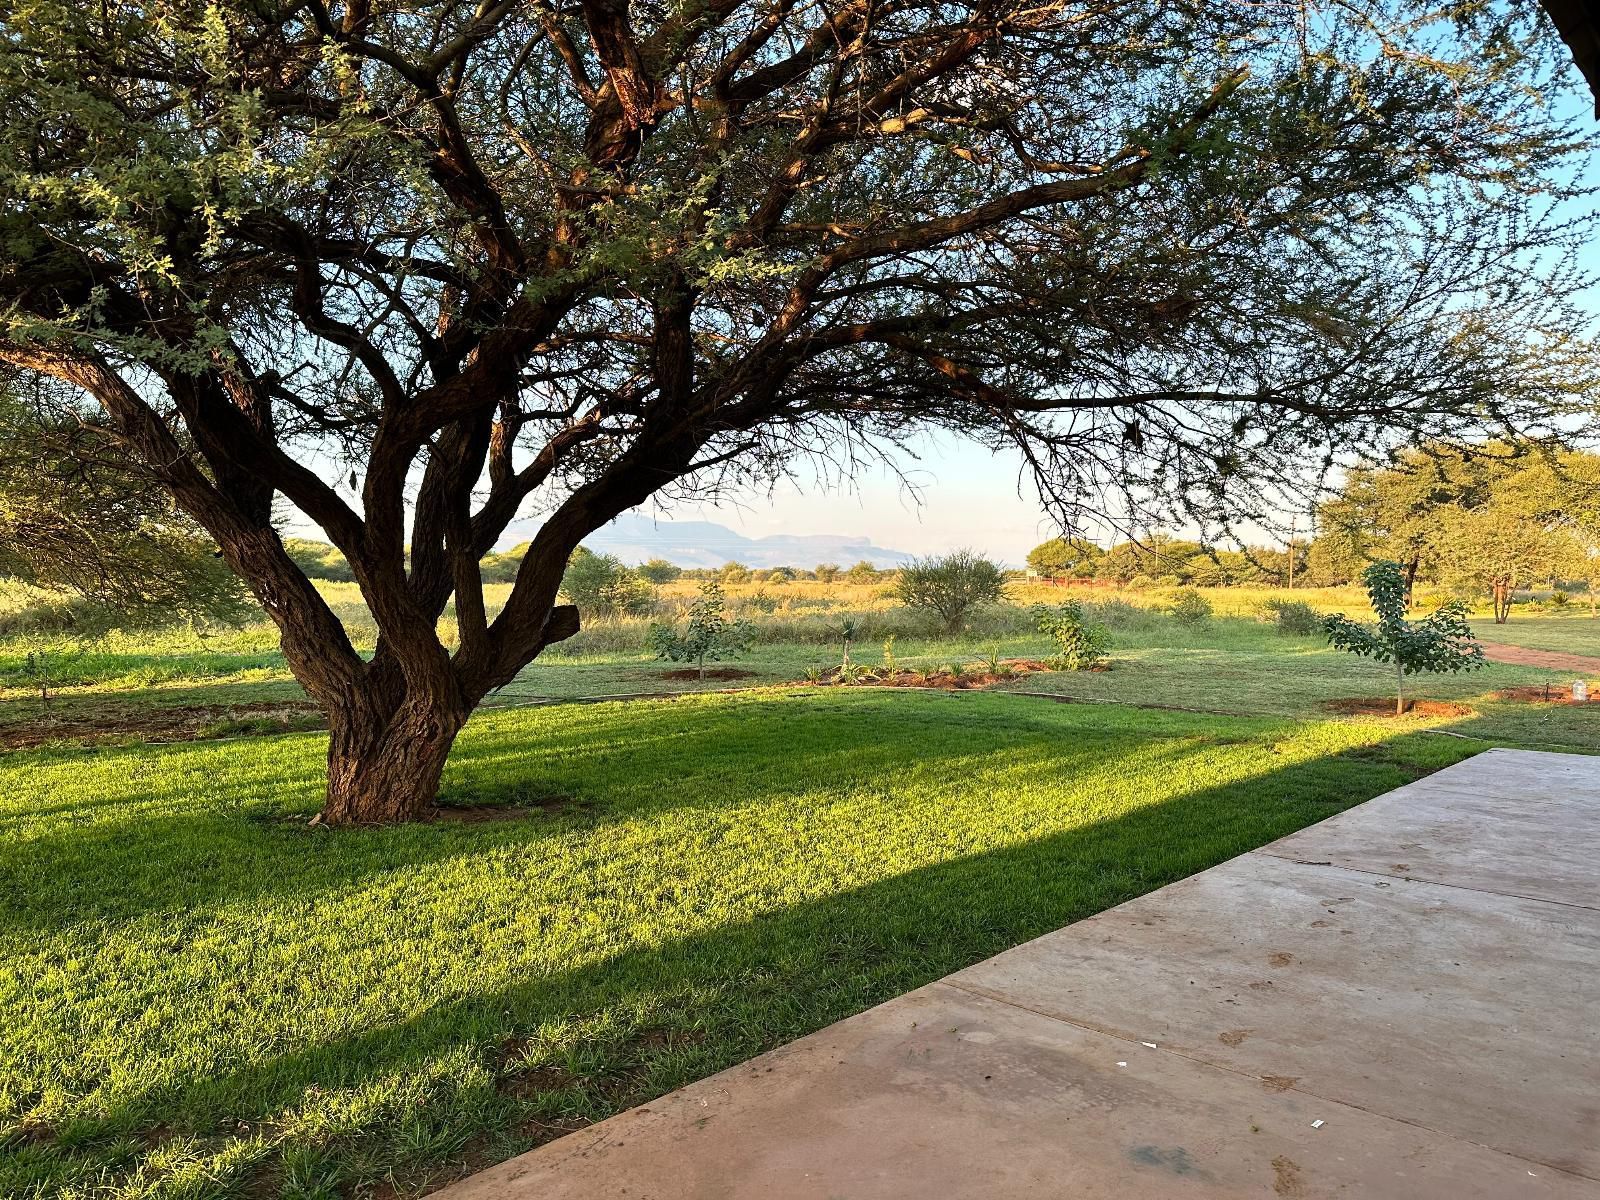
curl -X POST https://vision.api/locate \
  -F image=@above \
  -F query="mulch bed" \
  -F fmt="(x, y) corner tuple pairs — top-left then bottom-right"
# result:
(1492, 685), (1595, 706)
(0, 700), (324, 750)
(1321, 697), (1474, 718)
(808, 659), (1067, 690)
(656, 667), (761, 681)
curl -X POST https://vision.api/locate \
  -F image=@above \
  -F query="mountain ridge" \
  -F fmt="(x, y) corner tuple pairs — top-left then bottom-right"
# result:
(501, 512), (913, 568)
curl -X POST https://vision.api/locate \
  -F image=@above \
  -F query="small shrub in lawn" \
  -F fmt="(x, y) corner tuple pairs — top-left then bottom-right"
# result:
(648, 581), (755, 679)
(1166, 589), (1213, 625)
(1262, 598), (1320, 636)
(1031, 602), (1111, 670)
(1322, 560), (1485, 716)
(1551, 590), (1571, 609)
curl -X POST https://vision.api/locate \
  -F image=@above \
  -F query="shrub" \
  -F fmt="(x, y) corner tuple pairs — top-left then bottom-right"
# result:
(814, 563), (841, 583)
(1128, 573), (1157, 589)
(1031, 602), (1112, 670)
(636, 558), (682, 584)
(1165, 589), (1213, 625)
(648, 581), (754, 678)
(893, 549), (1005, 632)
(1322, 560), (1485, 715)
(561, 548), (655, 615)
(1551, 590), (1571, 609)
(1262, 598), (1320, 636)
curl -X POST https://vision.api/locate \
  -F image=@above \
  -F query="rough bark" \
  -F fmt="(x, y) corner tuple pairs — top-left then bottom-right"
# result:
(321, 693), (468, 824)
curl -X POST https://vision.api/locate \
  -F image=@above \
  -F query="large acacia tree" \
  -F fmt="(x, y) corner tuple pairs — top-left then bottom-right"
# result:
(0, 0), (1594, 822)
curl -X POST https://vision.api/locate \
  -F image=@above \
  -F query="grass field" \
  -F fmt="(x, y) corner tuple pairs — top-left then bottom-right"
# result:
(2, 582), (1595, 752)
(1, 691), (1485, 1199)
(0, 579), (1595, 1197)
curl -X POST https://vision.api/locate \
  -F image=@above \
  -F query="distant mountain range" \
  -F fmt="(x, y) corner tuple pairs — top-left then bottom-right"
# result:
(502, 512), (913, 569)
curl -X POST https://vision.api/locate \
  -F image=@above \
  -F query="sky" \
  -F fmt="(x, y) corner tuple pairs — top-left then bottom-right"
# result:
(634, 434), (1059, 564)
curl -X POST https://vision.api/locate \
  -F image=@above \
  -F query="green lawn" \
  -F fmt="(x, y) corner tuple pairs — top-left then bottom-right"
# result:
(1471, 611), (1600, 657)
(1, 690), (1481, 1199)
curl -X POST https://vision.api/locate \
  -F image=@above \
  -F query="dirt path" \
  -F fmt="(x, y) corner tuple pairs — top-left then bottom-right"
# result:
(1478, 639), (1600, 676)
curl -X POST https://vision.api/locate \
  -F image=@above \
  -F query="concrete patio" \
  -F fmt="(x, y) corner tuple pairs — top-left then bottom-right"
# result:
(438, 748), (1600, 1199)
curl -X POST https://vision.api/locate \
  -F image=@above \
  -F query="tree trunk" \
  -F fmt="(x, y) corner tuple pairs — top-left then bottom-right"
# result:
(1395, 659), (1405, 717)
(321, 693), (468, 824)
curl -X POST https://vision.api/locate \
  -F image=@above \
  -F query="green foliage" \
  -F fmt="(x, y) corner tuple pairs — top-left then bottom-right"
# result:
(648, 580), (754, 677)
(718, 562), (751, 584)
(480, 543), (530, 584)
(0, 388), (254, 632)
(1165, 589), (1213, 625)
(636, 558), (683, 584)
(835, 616), (860, 668)
(1323, 561), (1485, 713)
(1031, 602), (1112, 670)
(814, 564), (841, 583)
(1262, 598), (1320, 636)
(561, 548), (654, 616)
(893, 549), (1005, 632)
(283, 538), (354, 582)
(845, 561), (879, 584)
(1026, 537), (1101, 579)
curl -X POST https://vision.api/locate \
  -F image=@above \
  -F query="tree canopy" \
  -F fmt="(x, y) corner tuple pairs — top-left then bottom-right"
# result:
(0, 377), (251, 630)
(0, 0), (1594, 820)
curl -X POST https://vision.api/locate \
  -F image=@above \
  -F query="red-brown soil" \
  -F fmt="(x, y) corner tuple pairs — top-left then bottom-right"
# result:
(657, 667), (761, 681)
(1321, 698), (1473, 718)
(1492, 685), (1595, 706)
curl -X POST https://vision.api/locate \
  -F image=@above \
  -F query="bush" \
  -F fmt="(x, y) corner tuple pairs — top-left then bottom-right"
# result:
(637, 558), (682, 584)
(1128, 573), (1157, 589)
(893, 549), (1005, 632)
(648, 580), (754, 678)
(1031, 602), (1111, 670)
(561, 548), (655, 615)
(1165, 588), (1213, 625)
(1262, 598), (1320, 636)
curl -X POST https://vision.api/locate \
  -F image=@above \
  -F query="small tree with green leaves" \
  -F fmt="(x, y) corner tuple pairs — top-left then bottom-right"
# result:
(1323, 561), (1485, 716)
(649, 582), (755, 679)
(1031, 602), (1112, 671)
(894, 550), (1005, 633)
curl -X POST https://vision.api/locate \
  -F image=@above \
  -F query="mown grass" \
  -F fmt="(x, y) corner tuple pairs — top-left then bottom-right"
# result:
(1, 689), (1483, 1199)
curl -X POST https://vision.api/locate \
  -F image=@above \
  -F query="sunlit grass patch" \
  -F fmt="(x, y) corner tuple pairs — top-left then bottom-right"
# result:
(0, 689), (1477, 1198)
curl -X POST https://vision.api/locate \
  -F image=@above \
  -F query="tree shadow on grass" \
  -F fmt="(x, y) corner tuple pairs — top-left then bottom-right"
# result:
(0, 692), (1282, 936)
(2, 718), (1470, 1197)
